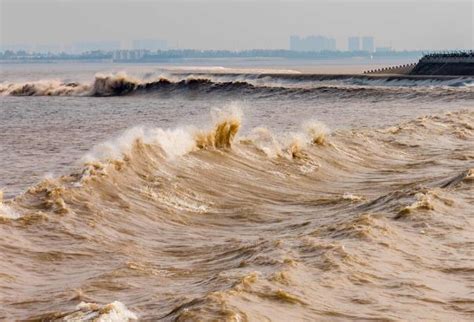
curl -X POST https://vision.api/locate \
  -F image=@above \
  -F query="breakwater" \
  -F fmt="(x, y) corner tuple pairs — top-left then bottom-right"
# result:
(410, 52), (474, 76)
(364, 51), (474, 76)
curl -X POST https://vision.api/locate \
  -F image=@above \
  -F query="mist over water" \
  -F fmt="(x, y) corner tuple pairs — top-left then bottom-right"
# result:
(0, 63), (473, 320)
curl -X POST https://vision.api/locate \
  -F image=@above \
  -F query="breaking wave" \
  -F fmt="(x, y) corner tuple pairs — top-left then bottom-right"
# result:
(1, 108), (473, 320)
(1, 72), (473, 100)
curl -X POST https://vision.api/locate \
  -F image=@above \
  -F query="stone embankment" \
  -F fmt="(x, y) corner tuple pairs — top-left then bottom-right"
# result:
(364, 52), (474, 76)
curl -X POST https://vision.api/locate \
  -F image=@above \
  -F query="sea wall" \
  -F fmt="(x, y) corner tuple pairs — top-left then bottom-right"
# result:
(364, 52), (474, 76)
(410, 62), (474, 76)
(418, 57), (474, 63)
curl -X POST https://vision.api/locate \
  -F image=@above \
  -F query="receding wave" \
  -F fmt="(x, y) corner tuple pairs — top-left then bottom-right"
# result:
(1, 72), (473, 100)
(1, 108), (473, 320)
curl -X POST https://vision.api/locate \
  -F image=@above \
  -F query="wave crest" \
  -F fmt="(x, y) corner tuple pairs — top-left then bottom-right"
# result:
(195, 107), (242, 149)
(2, 72), (473, 100)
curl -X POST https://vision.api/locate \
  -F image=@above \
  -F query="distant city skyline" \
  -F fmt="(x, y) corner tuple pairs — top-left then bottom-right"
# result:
(1, 0), (473, 51)
(362, 37), (375, 53)
(0, 37), (397, 54)
(290, 35), (336, 52)
(0, 39), (169, 54)
(0, 34), (452, 54)
(348, 37), (361, 52)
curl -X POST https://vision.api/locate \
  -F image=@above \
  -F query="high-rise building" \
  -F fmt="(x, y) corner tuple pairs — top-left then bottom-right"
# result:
(362, 36), (375, 52)
(289, 35), (336, 52)
(348, 37), (360, 51)
(290, 36), (300, 51)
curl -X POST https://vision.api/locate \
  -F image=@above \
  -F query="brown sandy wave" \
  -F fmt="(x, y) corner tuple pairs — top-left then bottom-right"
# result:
(0, 109), (473, 320)
(1, 72), (473, 101)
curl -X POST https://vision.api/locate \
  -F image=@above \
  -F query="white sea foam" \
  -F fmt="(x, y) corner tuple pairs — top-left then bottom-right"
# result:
(243, 118), (330, 159)
(210, 102), (244, 126)
(342, 193), (364, 201)
(303, 120), (330, 145)
(0, 203), (19, 219)
(246, 127), (283, 158)
(64, 301), (137, 321)
(81, 104), (246, 166)
(83, 126), (196, 163)
(0, 79), (90, 96)
(0, 191), (20, 219)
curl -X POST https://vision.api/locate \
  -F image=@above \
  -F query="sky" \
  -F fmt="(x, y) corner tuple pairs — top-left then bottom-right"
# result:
(1, 0), (473, 51)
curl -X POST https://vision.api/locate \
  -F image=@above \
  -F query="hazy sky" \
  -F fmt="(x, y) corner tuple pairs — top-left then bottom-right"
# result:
(1, 0), (473, 51)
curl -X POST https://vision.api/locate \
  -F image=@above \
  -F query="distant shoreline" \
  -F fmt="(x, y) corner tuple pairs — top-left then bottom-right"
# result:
(0, 49), (424, 65)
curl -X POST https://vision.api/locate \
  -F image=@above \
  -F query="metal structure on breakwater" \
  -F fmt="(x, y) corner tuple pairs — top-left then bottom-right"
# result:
(364, 63), (417, 75)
